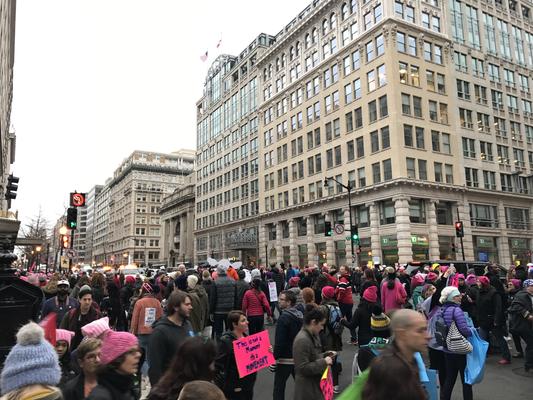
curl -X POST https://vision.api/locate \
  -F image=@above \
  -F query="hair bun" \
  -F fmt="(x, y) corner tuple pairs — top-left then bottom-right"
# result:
(16, 322), (44, 346)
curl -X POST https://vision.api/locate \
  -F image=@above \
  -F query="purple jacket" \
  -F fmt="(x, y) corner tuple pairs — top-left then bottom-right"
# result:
(442, 302), (472, 339)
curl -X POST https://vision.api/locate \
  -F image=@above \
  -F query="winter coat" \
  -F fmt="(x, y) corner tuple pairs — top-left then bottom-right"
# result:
(274, 306), (303, 363)
(475, 285), (504, 329)
(319, 299), (343, 352)
(187, 285), (209, 333)
(336, 276), (353, 305)
(398, 274), (412, 298)
(508, 289), (533, 333)
(442, 302), (472, 353)
(86, 369), (137, 400)
(210, 272), (237, 315)
(214, 331), (257, 396)
(242, 288), (272, 317)
(61, 373), (85, 400)
(60, 304), (101, 350)
(41, 296), (79, 328)
(130, 295), (163, 335)
(380, 279), (407, 313)
(293, 327), (328, 400)
(91, 285), (105, 306)
(120, 284), (135, 313)
(148, 316), (195, 385)
(342, 299), (374, 346)
(272, 269), (285, 295)
(235, 279), (250, 309)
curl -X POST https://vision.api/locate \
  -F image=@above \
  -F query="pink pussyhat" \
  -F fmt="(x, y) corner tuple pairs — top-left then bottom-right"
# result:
(81, 317), (110, 338)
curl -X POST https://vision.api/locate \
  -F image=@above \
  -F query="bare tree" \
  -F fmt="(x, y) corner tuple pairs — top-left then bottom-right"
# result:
(18, 208), (50, 266)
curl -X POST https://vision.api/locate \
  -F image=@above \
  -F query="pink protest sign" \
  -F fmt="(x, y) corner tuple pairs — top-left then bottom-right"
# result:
(320, 366), (333, 400)
(233, 330), (275, 378)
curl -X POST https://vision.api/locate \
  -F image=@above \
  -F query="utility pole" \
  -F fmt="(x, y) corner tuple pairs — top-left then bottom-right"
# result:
(456, 208), (465, 261)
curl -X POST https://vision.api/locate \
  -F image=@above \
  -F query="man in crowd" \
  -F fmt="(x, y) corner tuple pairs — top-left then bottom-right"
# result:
(148, 290), (194, 385)
(210, 265), (237, 339)
(61, 337), (102, 399)
(41, 279), (79, 328)
(509, 279), (533, 373)
(273, 290), (303, 400)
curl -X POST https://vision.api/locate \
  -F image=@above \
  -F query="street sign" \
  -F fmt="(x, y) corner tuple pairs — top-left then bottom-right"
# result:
(60, 256), (69, 270)
(334, 224), (344, 234)
(65, 249), (77, 258)
(70, 192), (87, 207)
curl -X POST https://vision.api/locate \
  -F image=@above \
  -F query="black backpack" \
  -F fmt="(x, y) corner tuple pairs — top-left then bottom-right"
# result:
(434, 309), (449, 348)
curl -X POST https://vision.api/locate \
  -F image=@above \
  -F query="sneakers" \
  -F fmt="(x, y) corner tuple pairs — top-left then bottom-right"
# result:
(512, 352), (524, 358)
(498, 359), (511, 365)
(333, 385), (340, 394)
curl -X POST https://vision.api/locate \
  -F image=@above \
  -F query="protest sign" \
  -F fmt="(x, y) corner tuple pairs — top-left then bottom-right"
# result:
(268, 281), (278, 302)
(320, 366), (333, 400)
(233, 330), (275, 378)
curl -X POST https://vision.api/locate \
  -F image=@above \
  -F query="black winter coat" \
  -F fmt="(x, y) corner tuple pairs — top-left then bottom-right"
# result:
(342, 300), (374, 346)
(86, 369), (138, 400)
(210, 273), (237, 314)
(508, 289), (533, 333)
(274, 307), (303, 360)
(475, 285), (504, 328)
(61, 373), (84, 400)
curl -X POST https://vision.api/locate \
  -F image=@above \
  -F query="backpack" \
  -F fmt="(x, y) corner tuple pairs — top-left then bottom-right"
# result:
(326, 304), (344, 335)
(433, 309), (449, 348)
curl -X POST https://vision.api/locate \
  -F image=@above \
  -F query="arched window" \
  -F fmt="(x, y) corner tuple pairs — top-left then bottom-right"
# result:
(263, 68), (268, 80)
(312, 28), (318, 43)
(295, 41), (301, 56)
(289, 46), (295, 61)
(281, 53), (286, 67)
(341, 3), (349, 20)
(276, 57), (280, 72)
(268, 64), (273, 77)
(351, 0), (357, 14)
(322, 19), (329, 35)
(305, 33), (311, 48)
(330, 13), (337, 29)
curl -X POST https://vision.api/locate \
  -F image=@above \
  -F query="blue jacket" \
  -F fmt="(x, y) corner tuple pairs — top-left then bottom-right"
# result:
(442, 302), (472, 339)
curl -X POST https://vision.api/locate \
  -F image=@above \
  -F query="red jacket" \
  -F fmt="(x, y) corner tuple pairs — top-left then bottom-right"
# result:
(336, 276), (353, 305)
(242, 289), (272, 317)
(130, 295), (163, 335)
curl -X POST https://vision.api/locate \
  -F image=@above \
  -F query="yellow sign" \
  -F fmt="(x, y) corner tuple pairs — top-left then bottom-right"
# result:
(60, 256), (69, 270)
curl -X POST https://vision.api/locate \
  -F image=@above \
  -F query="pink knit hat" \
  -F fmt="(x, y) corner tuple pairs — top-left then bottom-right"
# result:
(81, 317), (110, 338)
(55, 329), (75, 346)
(100, 330), (138, 365)
(362, 286), (378, 303)
(321, 286), (335, 299)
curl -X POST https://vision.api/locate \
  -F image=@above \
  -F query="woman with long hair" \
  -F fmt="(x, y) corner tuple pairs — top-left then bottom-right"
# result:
(360, 268), (380, 301)
(90, 273), (107, 306)
(147, 336), (217, 400)
(292, 305), (334, 400)
(380, 267), (407, 313)
(86, 330), (141, 400)
(242, 279), (272, 334)
(214, 311), (257, 400)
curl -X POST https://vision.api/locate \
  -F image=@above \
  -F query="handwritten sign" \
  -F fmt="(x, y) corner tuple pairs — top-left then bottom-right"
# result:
(268, 281), (278, 302)
(233, 330), (275, 378)
(320, 366), (333, 400)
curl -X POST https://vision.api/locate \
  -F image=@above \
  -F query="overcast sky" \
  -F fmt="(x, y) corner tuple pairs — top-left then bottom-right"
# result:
(11, 0), (310, 229)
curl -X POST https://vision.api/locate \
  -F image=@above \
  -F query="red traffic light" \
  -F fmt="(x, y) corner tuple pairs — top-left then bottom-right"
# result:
(455, 221), (464, 238)
(455, 222), (462, 229)
(70, 192), (86, 207)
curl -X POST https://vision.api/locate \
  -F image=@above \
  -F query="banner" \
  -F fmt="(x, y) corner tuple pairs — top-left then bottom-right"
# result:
(233, 330), (275, 378)
(320, 366), (333, 400)
(268, 281), (278, 302)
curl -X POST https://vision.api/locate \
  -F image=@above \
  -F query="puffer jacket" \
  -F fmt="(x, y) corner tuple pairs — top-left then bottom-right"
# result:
(442, 302), (472, 353)
(210, 272), (237, 314)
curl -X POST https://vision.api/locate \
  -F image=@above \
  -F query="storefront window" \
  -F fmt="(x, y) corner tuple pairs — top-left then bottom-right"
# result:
(358, 237), (372, 267)
(381, 235), (399, 265)
(298, 244), (308, 267)
(335, 240), (346, 266)
(411, 234), (429, 261)
(409, 199), (426, 223)
(379, 200), (395, 225)
(473, 236), (499, 262)
(509, 238), (530, 266)
(436, 202), (453, 225)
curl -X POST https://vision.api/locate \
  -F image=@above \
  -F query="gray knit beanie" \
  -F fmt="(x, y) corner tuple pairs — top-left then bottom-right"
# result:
(0, 322), (61, 395)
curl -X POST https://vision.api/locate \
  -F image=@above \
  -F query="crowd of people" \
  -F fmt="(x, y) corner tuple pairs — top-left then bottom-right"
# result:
(0, 260), (532, 400)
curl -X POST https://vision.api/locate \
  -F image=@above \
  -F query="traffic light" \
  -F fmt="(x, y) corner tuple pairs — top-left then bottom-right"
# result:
(451, 243), (456, 253)
(67, 207), (78, 229)
(324, 221), (332, 236)
(455, 221), (464, 238)
(5, 174), (19, 207)
(62, 234), (69, 248)
(351, 225), (359, 243)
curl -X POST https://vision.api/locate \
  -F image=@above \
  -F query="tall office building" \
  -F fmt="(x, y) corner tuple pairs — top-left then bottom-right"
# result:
(92, 181), (111, 265)
(84, 185), (103, 264)
(196, 0), (533, 267)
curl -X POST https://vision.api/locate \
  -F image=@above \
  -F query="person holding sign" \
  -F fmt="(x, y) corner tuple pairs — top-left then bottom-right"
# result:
(242, 279), (272, 335)
(292, 305), (335, 400)
(214, 311), (257, 400)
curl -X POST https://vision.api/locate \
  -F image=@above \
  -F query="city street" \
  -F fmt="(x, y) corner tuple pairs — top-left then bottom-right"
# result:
(252, 324), (532, 400)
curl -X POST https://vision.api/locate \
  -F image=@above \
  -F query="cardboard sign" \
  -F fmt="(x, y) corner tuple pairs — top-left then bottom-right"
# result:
(268, 281), (278, 302)
(320, 366), (333, 400)
(233, 330), (275, 378)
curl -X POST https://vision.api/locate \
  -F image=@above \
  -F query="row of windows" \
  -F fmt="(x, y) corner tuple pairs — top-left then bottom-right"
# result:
(462, 137), (533, 168)
(196, 181), (259, 214)
(196, 201), (260, 230)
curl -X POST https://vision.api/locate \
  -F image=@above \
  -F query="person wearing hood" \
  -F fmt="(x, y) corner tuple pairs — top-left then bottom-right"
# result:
(508, 279), (533, 373)
(148, 290), (194, 386)
(214, 311), (257, 400)
(440, 286), (473, 400)
(210, 265), (237, 340)
(42, 279), (79, 328)
(186, 275), (209, 334)
(475, 276), (511, 364)
(287, 277), (304, 312)
(86, 330), (141, 400)
(380, 267), (407, 313)
(273, 290), (303, 400)
(130, 282), (163, 376)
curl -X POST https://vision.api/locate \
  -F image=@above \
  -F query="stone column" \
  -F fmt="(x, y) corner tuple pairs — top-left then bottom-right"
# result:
(289, 219), (299, 266)
(344, 208), (353, 267)
(179, 214), (186, 262)
(497, 200), (511, 265)
(427, 200), (440, 260)
(186, 208), (194, 262)
(325, 212), (335, 266)
(394, 195), (412, 264)
(275, 222), (283, 264)
(366, 202), (381, 264)
(307, 215), (316, 267)
(457, 201), (475, 260)
(258, 224), (267, 267)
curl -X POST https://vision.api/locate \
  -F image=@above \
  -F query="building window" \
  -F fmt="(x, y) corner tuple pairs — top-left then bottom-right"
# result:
(380, 200), (395, 225)
(470, 204), (498, 228)
(409, 199), (426, 223)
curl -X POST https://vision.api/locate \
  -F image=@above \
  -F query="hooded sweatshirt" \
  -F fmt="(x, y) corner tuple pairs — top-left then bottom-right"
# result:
(148, 316), (194, 385)
(274, 306), (303, 363)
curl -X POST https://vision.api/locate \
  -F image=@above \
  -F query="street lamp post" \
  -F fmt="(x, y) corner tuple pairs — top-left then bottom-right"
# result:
(324, 176), (356, 269)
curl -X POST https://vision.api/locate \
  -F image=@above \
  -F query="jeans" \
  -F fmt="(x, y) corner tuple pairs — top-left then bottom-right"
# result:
(273, 364), (294, 400)
(270, 301), (280, 320)
(247, 315), (265, 335)
(512, 332), (524, 354)
(479, 326), (511, 361)
(442, 352), (473, 400)
(339, 302), (356, 341)
(137, 334), (151, 376)
(213, 313), (228, 340)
